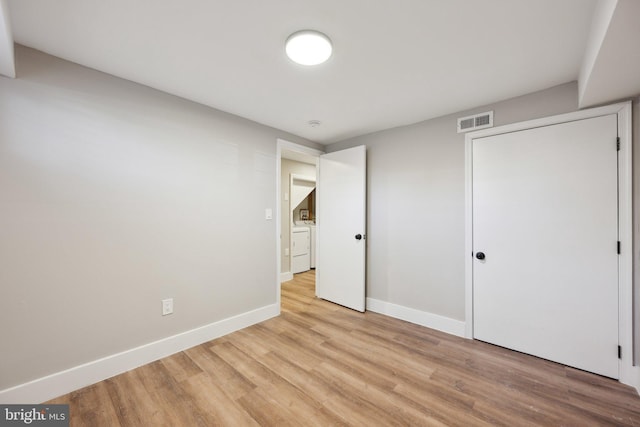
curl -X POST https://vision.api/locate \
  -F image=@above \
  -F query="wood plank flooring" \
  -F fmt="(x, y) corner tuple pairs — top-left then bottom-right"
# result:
(49, 270), (640, 426)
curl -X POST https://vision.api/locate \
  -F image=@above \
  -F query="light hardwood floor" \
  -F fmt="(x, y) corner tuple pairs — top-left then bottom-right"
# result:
(49, 270), (640, 426)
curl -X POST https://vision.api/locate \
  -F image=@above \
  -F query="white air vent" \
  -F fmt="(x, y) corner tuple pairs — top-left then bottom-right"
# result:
(457, 111), (494, 133)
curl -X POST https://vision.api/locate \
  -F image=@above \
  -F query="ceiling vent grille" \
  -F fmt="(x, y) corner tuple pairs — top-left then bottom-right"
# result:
(457, 111), (494, 133)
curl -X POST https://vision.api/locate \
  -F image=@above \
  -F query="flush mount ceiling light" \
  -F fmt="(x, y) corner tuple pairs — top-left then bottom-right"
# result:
(285, 30), (332, 66)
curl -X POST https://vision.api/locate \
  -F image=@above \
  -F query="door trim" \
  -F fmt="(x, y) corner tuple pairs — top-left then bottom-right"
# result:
(464, 101), (634, 388)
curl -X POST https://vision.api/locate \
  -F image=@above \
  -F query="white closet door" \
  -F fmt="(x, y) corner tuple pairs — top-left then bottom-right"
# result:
(472, 114), (619, 378)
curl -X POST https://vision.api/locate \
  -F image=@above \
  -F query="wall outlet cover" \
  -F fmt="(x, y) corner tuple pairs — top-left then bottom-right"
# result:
(162, 298), (173, 316)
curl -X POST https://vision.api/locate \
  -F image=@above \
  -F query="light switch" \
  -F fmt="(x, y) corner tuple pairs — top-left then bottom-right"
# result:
(284, 192), (289, 201)
(265, 208), (273, 220)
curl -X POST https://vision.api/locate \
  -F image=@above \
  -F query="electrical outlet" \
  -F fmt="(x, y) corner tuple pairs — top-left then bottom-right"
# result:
(162, 298), (173, 316)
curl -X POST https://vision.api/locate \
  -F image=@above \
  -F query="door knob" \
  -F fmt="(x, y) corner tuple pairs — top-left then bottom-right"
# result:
(355, 234), (363, 240)
(475, 252), (485, 260)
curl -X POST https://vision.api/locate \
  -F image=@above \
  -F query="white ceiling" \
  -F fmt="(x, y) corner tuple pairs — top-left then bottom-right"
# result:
(2, 0), (634, 145)
(578, 0), (640, 108)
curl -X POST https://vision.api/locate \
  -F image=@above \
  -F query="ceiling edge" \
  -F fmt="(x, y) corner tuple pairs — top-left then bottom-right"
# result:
(578, 0), (617, 107)
(0, 0), (15, 78)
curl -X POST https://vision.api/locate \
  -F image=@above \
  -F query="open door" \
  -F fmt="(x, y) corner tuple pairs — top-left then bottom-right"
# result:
(317, 145), (366, 312)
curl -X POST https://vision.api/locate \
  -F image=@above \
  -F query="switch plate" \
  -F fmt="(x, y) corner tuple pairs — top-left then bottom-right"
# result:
(284, 192), (289, 201)
(285, 248), (289, 256)
(265, 208), (273, 220)
(162, 298), (173, 316)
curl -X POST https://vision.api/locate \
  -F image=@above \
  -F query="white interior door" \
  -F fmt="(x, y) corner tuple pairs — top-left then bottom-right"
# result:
(317, 145), (366, 312)
(472, 114), (619, 378)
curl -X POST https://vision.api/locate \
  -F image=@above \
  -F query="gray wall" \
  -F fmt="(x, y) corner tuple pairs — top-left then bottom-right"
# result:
(327, 82), (581, 321)
(0, 46), (317, 390)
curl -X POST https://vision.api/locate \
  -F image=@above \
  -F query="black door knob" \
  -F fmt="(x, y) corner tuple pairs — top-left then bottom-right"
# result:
(475, 252), (485, 260)
(355, 234), (363, 240)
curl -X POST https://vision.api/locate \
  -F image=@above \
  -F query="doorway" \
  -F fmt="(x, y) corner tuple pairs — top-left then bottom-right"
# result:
(276, 140), (322, 308)
(276, 140), (367, 313)
(289, 174), (316, 274)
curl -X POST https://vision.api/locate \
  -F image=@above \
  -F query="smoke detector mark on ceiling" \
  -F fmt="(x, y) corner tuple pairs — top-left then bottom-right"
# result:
(457, 111), (494, 133)
(308, 120), (322, 127)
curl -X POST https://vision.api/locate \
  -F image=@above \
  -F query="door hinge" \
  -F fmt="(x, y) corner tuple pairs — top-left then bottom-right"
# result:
(617, 241), (621, 254)
(618, 345), (622, 359)
(617, 137), (620, 151)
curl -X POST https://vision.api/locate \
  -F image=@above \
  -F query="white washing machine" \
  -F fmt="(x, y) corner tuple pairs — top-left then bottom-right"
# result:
(296, 221), (315, 269)
(291, 226), (310, 273)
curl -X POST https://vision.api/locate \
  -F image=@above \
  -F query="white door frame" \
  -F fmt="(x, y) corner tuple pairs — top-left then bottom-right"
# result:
(276, 139), (323, 309)
(464, 101), (634, 388)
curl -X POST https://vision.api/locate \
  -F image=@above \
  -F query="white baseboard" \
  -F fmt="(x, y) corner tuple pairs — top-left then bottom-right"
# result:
(280, 271), (293, 283)
(366, 298), (465, 338)
(0, 303), (279, 404)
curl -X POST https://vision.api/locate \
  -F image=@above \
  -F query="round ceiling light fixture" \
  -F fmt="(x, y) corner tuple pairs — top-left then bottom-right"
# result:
(285, 30), (332, 66)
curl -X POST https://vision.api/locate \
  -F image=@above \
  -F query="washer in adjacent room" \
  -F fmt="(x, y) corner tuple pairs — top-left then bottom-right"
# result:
(291, 226), (310, 273)
(295, 221), (315, 269)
